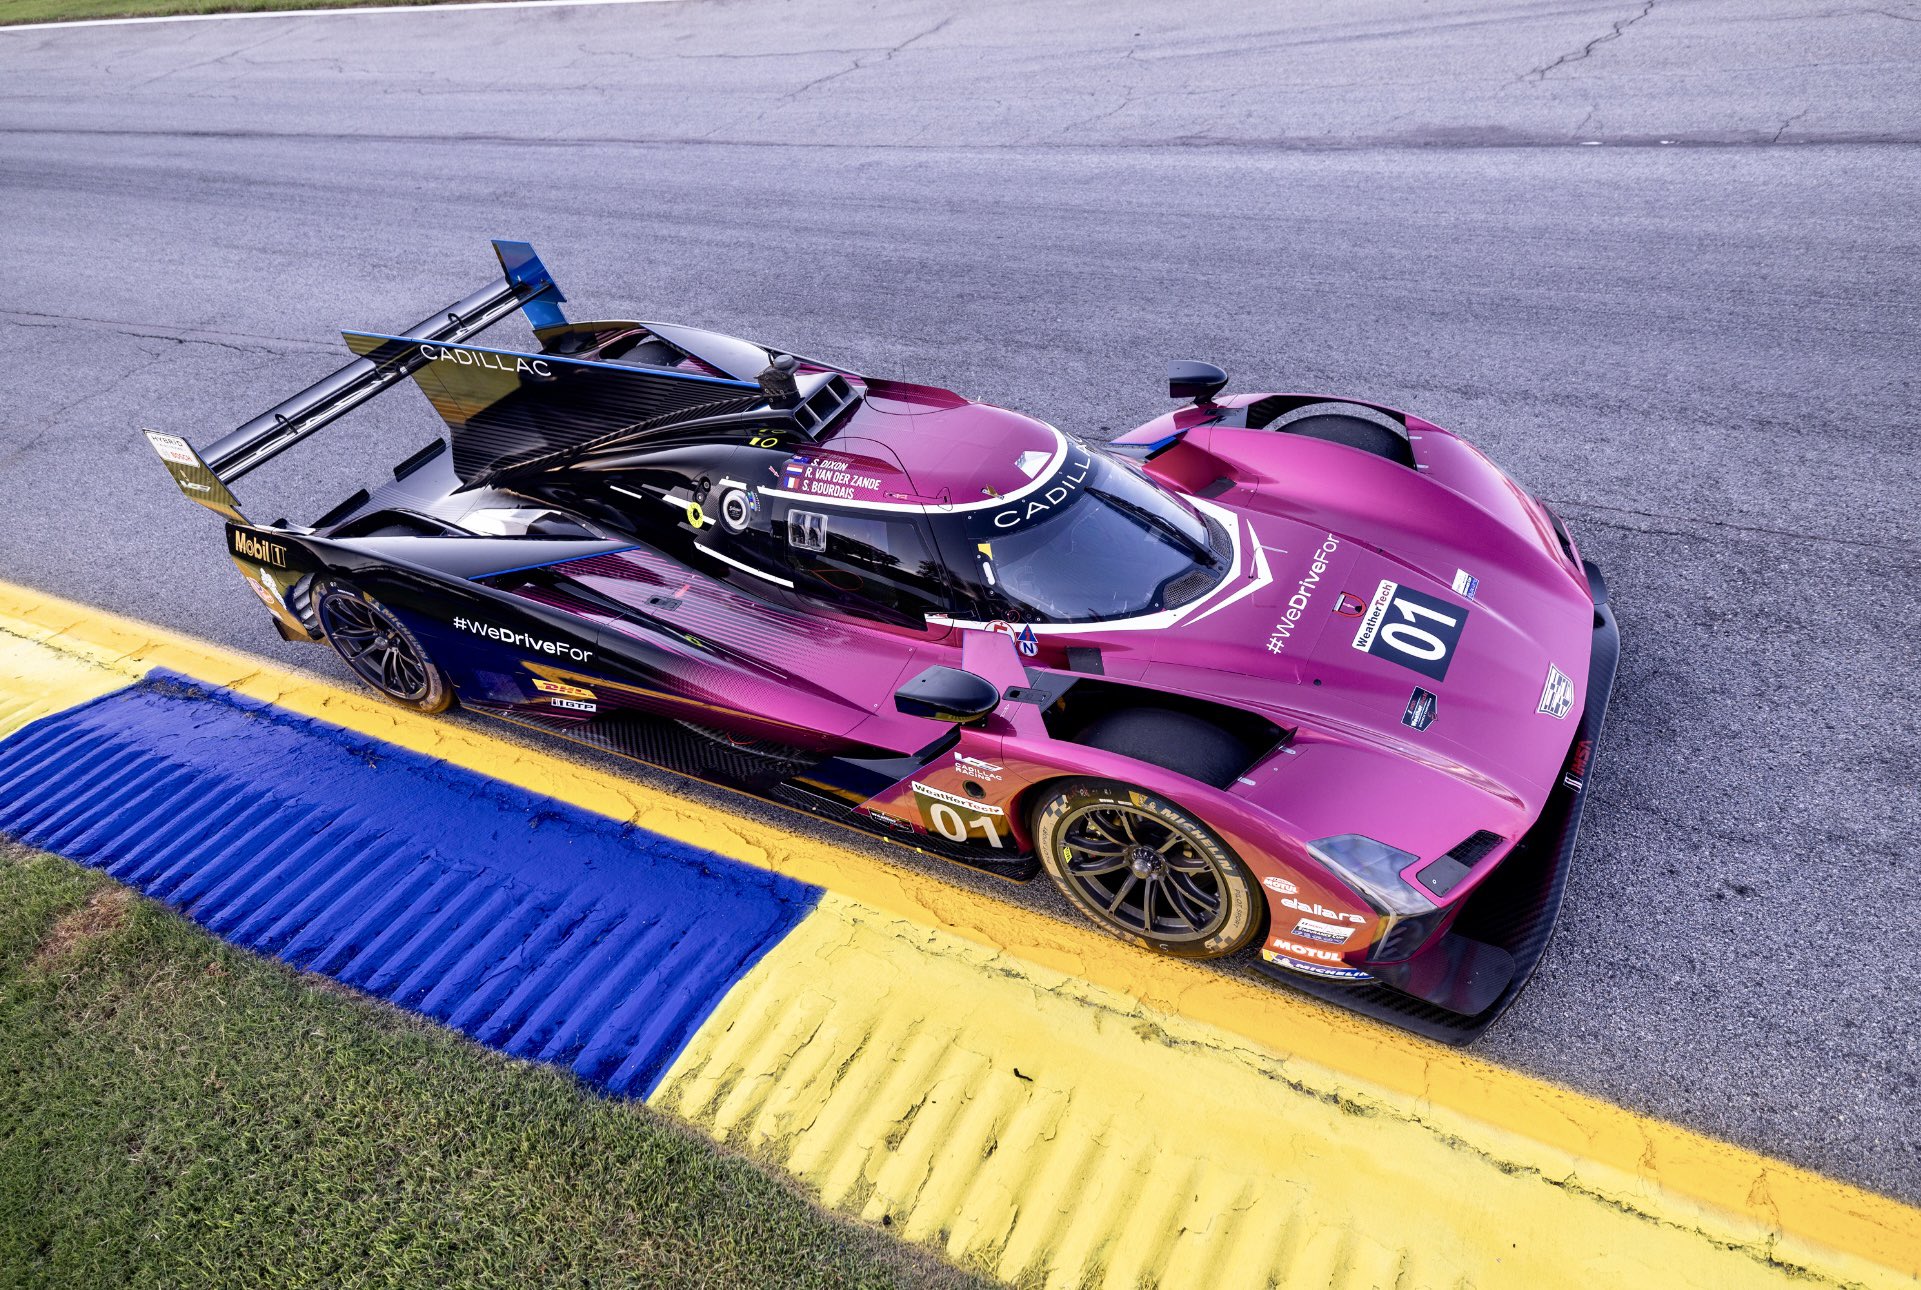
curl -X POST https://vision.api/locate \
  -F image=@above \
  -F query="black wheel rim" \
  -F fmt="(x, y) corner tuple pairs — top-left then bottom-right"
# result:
(1056, 803), (1227, 941)
(320, 592), (431, 702)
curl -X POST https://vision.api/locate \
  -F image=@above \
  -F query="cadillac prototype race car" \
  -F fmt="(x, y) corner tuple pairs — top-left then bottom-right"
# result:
(146, 241), (1618, 1042)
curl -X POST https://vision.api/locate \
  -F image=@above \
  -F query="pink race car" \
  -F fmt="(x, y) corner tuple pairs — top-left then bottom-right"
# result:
(149, 241), (1618, 1041)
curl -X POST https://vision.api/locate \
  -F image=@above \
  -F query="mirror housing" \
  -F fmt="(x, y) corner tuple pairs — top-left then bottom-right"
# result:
(1168, 360), (1229, 406)
(894, 665), (1001, 724)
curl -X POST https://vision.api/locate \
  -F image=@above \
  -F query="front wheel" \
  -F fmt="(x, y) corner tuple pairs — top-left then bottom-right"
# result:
(1031, 779), (1263, 959)
(315, 581), (454, 714)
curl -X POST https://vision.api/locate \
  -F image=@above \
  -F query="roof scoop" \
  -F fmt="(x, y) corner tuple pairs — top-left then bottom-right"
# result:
(1169, 360), (1229, 407)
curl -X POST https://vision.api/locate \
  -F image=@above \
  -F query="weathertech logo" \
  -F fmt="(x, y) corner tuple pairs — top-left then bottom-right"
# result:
(452, 617), (593, 661)
(231, 531), (287, 567)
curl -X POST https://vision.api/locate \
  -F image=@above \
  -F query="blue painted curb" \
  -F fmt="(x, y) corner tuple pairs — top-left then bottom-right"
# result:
(0, 671), (822, 1096)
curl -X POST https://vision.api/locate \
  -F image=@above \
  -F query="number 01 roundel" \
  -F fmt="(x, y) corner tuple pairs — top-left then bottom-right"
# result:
(910, 781), (1008, 849)
(1349, 579), (1469, 681)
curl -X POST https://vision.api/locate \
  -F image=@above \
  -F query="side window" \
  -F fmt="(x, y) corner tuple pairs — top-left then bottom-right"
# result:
(780, 508), (950, 625)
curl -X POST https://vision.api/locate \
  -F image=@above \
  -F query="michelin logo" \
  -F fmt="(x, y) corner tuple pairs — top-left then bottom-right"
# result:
(453, 616), (593, 661)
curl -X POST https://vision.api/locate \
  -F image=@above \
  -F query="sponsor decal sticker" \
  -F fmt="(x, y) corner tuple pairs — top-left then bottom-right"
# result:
(1350, 579), (1469, 681)
(550, 697), (597, 713)
(231, 530), (288, 568)
(989, 450), (1093, 528)
(418, 344), (552, 377)
(452, 616), (593, 661)
(1334, 591), (1367, 617)
(781, 454), (887, 501)
(1451, 568), (1480, 600)
(1402, 686), (1438, 732)
(984, 620), (1040, 657)
(1281, 896), (1366, 925)
(1263, 950), (1372, 982)
(954, 752), (1004, 781)
(1290, 917), (1355, 945)
(1014, 449), (1051, 479)
(1262, 875), (1299, 895)
(532, 678), (596, 700)
(1539, 663), (1575, 720)
(1563, 736), (1595, 790)
(910, 781), (1005, 815)
(246, 568), (286, 612)
(911, 781), (1007, 849)
(145, 431), (198, 466)
(1264, 534), (1341, 656)
(1270, 938), (1347, 963)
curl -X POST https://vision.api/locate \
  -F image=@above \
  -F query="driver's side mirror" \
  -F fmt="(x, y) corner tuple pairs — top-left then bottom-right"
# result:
(894, 665), (1001, 724)
(1168, 360), (1229, 406)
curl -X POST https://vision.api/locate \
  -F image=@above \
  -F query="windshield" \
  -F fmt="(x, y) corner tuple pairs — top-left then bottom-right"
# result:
(943, 452), (1224, 624)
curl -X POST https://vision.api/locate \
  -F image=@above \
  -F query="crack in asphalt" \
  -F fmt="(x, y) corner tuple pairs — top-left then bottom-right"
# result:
(1515, 0), (1657, 84)
(778, 13), (955, 102)
(1546, 497), (1921, 557)
(0, 307), (320, 356)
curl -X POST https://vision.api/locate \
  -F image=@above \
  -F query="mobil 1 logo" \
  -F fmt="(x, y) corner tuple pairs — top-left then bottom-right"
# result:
(1350, 579), (1469, 681)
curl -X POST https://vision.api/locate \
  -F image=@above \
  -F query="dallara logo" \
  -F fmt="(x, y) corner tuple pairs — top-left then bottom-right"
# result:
(232, 531), (287, 567)
(418, 344), (553, 378)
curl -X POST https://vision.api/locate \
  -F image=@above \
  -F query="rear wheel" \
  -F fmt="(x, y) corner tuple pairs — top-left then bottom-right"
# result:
(1031, 779), (1262, 959)
(316, 581), (453, 714)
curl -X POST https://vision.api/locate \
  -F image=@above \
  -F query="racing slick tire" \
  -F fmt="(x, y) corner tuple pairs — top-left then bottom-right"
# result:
(1031, 778), (1263, 960)
(315, 580), (455, 714)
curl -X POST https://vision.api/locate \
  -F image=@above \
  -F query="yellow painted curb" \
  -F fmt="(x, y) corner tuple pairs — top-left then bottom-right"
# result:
(654, 895), (1908, 1289)
(0, 580), (1915, 1286)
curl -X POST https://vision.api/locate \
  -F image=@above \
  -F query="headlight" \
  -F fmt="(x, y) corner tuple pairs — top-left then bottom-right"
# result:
(1305, 834), (1434, 917)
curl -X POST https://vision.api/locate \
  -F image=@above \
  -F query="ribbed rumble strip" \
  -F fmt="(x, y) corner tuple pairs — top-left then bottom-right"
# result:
(0, 671), (820, 1100)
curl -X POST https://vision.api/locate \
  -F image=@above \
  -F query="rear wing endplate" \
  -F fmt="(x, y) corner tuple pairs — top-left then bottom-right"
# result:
(143, 239), (566, 521)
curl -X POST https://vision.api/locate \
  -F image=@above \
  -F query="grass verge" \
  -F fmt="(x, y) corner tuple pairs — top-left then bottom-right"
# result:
(0, 842), (983, 1290)
(0, 0), (536, 27)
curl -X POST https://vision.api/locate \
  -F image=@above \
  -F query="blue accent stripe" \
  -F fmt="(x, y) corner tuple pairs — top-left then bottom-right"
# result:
(469, 544), (640, 582)
(0, 673), (820, 1096)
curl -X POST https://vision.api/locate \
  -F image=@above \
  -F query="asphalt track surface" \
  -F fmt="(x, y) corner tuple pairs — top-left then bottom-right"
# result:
(1, 0), (1917, 1205)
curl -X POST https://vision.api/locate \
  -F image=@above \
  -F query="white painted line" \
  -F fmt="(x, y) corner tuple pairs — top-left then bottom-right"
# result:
(0, 0), (685, 34)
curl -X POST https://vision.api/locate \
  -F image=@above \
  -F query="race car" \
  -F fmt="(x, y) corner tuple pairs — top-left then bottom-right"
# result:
(145, 240), (1618, 1043)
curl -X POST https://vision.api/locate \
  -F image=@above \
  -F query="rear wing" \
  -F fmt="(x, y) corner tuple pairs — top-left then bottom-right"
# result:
(142, 239), (567, 522)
